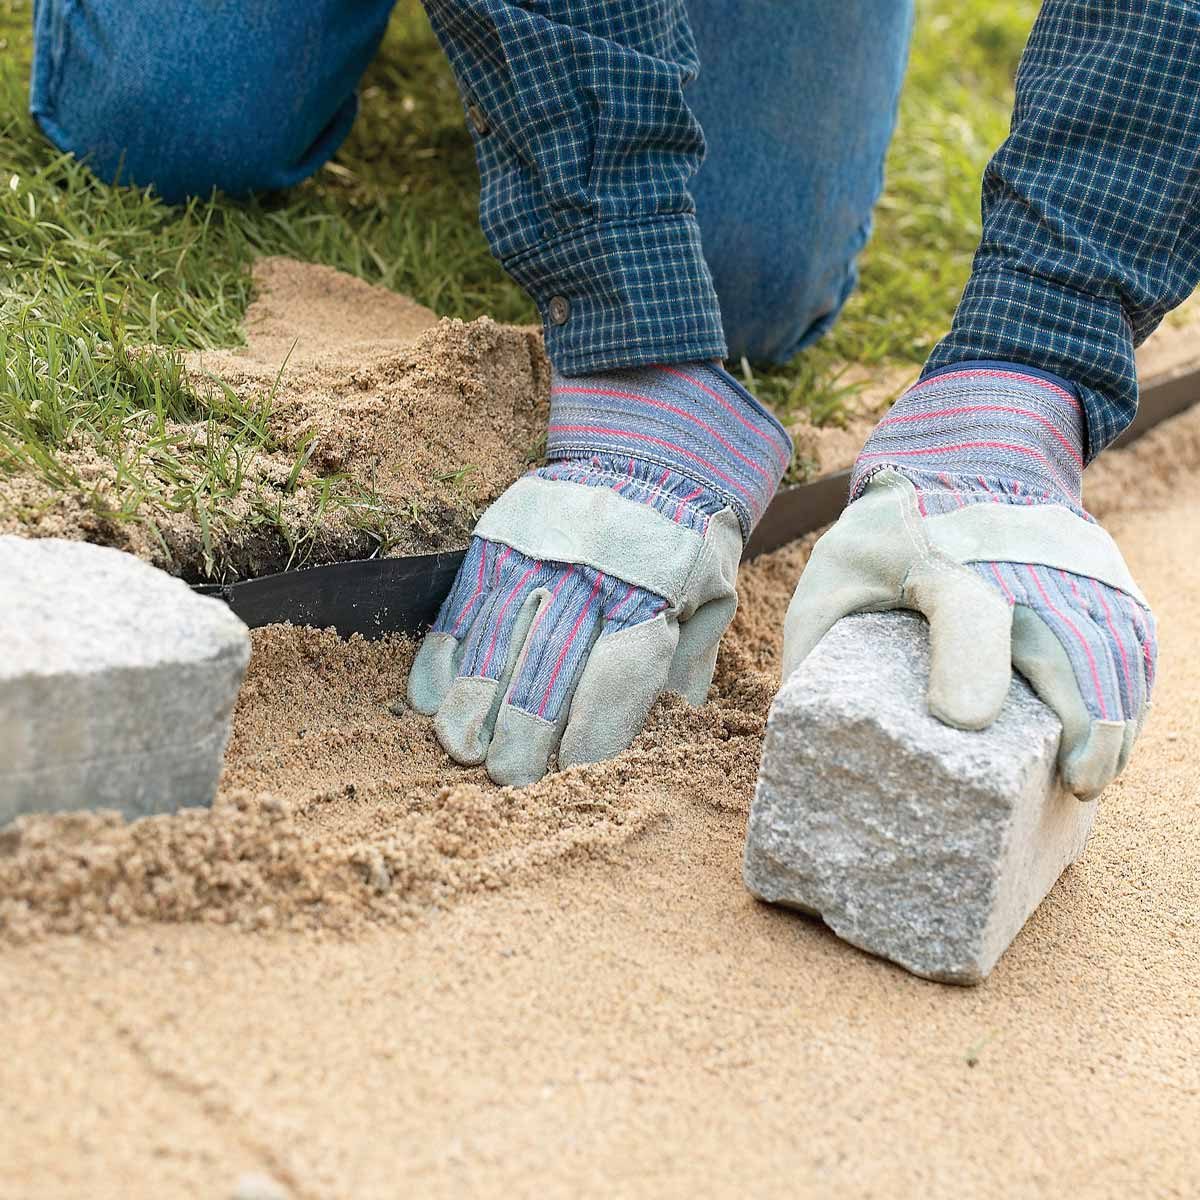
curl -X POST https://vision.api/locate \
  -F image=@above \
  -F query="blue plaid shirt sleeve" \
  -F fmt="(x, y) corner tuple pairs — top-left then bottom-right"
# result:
(924, 0), (1200, 460)
(425, 1), (1200, 456)
(421, 0), (727, 375)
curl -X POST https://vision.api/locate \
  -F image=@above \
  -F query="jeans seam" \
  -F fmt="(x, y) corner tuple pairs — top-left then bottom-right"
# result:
(40, 0), (73, 116)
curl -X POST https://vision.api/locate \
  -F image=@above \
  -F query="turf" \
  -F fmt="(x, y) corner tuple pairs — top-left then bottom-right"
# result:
(0, 0), (1038, 576)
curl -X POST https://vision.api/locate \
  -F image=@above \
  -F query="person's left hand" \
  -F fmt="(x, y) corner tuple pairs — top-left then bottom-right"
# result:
(408, 363), (792, 787)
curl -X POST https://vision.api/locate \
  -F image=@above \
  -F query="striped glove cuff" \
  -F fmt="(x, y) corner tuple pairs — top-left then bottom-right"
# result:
(546, 362), (793, 540)
(851, 361), (1086, 511)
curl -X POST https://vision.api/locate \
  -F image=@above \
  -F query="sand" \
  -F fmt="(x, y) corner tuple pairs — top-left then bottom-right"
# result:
(3, 413), (1199, 1196)
(0, 542), (800, 943)
(3, 259), (1199, 1193)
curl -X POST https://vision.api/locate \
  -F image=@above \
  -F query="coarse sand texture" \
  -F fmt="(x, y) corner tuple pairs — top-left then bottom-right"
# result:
(3, 262), (1200, 1197)
(3, 406), (1200, 1197)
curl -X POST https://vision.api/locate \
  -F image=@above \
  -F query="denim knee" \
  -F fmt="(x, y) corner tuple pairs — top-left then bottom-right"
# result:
(29, 0), (391, 202)
(686, 0), (914, 364)
(704, 232), (864, 365)
(33, 77), (358, 202)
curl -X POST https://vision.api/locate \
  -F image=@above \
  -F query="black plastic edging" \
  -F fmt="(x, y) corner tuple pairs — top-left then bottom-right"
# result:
(195, 368), (1200, 638)
(193, 549), (466, 639)
(743, 468), (851, 560)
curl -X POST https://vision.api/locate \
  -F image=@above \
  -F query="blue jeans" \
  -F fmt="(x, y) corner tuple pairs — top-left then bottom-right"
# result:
(28, 0), (913, 365)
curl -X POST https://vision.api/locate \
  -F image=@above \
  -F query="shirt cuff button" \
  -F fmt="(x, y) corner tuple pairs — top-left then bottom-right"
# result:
(548, 296), (571, 325)
(467, 103), (490, 135)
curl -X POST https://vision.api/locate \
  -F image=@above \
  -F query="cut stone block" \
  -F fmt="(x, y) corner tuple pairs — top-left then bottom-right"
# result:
(744, 610), (1096, 984)
(1, 536), (251, 825)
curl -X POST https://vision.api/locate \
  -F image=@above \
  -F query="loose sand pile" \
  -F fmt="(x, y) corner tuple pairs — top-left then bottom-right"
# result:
(0, 258), (550, 579)
(2, 461), (1197, 1197)
(0, 539), (805, 943)
(5, 399), (1200, 946)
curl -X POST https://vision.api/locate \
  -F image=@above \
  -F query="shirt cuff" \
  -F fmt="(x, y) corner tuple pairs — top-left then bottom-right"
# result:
(502, 214), (728, 376)
(922, 264), (1138, 462)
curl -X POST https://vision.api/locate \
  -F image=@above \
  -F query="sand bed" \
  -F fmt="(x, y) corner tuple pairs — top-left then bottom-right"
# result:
(0, 535), (803, 943)
(3, 404), (1199, 1196)
(5, 259), (1200, 1195)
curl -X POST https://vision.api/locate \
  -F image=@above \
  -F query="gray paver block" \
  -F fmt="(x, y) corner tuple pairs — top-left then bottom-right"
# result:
(1, 536), (251, 825)
(744, 610), (1096, 984)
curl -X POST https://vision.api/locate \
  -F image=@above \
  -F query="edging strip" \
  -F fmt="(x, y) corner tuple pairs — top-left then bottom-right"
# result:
(193, 551), (466, 639)
(194, 370), (1200, 638)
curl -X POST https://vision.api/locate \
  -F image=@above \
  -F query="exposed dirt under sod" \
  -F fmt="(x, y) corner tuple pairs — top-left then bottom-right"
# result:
(0, 258), (550, 579)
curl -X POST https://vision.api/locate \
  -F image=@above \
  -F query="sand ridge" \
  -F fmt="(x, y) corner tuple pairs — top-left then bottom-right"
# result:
(0, 541), (805, 943)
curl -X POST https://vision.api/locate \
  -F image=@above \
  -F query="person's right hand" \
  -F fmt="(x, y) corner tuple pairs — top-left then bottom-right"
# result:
(408, 362), (792, 787)
(781, 363), (1156, 799)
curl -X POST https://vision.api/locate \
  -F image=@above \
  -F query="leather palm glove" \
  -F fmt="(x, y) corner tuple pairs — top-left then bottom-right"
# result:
(408, 362), (792, 787)
(782, 362), (1157, 800)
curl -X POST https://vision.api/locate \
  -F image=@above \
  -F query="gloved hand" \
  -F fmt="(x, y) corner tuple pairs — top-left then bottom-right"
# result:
(408, 362), (792, 786)
(782, 362), (1156, 800)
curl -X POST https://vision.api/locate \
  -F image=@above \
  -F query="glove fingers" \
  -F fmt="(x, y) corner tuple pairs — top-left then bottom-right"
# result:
(433, 676), (503, 766)
(432, 584), (546, 765)
(1121, 592), (1158, 699)
(1116, 718), (1139, 777)
(408, 632), (462, 715)
(1010, 605), (1124, 799)
(1071, 571), (1147, 721)
(667, 594), (737, 704)
(782, 472), (928, 680)
(486, 704), (567, 789)
(1095, 581), (1145, 721)
(436, 537), (504, 640)
(1009, 603), (1092, 754)
(1062, 721), (1127, 801)
(1011, 565), (1135, 798)
(1004, 563), (1126, 722)
(559, 612), (679, 769)
(781, 546), (893, 682)
(906, 561), (1013, 730)
(407, 537), (507, 714)
(486, 567), (606, 787)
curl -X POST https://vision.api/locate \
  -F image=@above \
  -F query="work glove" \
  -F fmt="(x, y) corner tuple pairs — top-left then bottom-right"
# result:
(782, 362), (1157, 800)
(408, 362), (793, 786)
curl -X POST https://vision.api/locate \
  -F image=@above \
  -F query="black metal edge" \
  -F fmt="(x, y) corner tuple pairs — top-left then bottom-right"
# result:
(193, 367), (1200, 637)
(196, 550), (465, 639)
(743, 469), (851, 560)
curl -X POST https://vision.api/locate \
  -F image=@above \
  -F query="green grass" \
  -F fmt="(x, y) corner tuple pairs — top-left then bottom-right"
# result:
(0, 0), (1039, 575)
